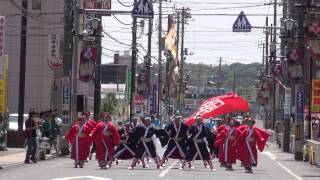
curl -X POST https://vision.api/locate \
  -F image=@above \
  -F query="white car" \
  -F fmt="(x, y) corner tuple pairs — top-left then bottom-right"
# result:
(8, 114), (28, 131)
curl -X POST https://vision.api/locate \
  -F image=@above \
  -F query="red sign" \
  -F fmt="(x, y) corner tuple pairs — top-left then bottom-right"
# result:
(135, 95), (143, 105)
(84, 0), (112, 16)
(84, 0), (96, 9)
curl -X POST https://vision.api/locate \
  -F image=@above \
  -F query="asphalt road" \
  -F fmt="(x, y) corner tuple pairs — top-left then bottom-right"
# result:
(1, 143), (320, 180)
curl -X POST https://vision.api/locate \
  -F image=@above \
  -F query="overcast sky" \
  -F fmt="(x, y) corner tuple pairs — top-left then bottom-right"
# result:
(101, 0), (277, 65)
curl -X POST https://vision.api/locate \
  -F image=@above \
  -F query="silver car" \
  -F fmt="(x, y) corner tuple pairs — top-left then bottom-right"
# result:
(8, 114), (28, 131)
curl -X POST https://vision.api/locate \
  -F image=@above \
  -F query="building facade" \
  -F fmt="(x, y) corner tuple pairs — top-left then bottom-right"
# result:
(0, 0), (64, 113)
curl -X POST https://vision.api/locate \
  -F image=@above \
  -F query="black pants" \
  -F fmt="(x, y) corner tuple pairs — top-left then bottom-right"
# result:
(25, 137), (37, 161)
(90, 143), (96, 153)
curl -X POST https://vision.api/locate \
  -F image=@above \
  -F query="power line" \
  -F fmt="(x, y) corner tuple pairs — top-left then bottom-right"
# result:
(116, 0), (134, 7)
(191, 4), (271, 11)
(112, 14), (132, 26)
(102, 30), (132, 46)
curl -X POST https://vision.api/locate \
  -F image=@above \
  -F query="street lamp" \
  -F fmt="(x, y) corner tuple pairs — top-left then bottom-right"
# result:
(90, 18), (101, 31)
(284, 19), (296, 32)
(88, 17), (102, 122)
(284, 19), (296, 37)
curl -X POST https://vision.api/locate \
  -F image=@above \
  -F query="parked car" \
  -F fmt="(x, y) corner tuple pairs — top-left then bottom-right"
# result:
(8, 114), (28, 131)
(7, 114), (28, 147)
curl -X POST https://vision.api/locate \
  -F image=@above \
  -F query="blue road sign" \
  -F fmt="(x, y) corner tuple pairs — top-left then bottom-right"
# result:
(135, 105), (143, 115)
(132, 0), (154, 18)
(233, 11), (252, 32)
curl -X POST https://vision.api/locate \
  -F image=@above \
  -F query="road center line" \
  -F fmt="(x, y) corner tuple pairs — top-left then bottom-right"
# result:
(159, 161), (177, 177)
(263, 152), (304, 180)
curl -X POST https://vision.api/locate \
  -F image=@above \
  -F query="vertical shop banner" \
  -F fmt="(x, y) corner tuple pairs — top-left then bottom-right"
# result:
(311, 79), (320, 113)
(296, 90), (304, 121)
(284, 88), (291, 119)
(47, 34), (63, 70)
(61, 77), (70, 125)
(137, 69), (148, 97)
(150, 84), (157, 114)
(62, 77), (70, 111)
(0, 56), (8, 113)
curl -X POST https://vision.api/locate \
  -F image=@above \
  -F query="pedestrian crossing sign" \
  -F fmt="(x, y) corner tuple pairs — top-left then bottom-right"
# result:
(233, 11), (252, 32)
(132, 0), (154, 18)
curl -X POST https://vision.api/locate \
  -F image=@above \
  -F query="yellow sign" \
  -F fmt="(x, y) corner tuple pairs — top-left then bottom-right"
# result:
(0, 55), (8, 113)
(311, 79), (320, 113)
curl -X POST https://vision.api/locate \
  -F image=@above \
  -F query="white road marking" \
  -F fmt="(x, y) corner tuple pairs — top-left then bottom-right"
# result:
(52, 176), (111, 180)
(27, 162), (65, 174)
(263, 152), (304, 180)
(159, 161), (177, 177)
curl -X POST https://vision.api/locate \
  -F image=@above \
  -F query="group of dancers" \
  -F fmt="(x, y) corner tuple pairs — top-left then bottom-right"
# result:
(64, 111), (270, 173)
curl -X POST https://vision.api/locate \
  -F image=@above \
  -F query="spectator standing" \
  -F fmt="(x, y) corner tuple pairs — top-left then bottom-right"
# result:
(24, 111), (39, 163)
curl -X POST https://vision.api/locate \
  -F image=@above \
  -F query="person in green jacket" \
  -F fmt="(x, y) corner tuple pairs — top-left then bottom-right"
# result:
(41, 112), (59, 147)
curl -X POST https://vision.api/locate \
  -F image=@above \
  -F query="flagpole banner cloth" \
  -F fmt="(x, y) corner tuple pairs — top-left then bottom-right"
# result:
(185, 92), (250, 126)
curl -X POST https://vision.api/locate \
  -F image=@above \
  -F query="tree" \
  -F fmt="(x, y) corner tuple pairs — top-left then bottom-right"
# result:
(101, 93), (118, 114)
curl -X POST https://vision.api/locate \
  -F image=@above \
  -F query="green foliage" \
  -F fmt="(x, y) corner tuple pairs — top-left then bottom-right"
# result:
(101, 93), (118, 114)
(184, 62), (261, 98)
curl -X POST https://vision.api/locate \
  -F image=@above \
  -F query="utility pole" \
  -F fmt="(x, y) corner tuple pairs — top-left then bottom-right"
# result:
(282, 0), (291, 153)
(271, 0), (277, 130)
(130, 0), (138, 121)
(294, 6), (305, 161)
(233, 71), (236, 93)
(262, 43), (265, 66)
(18, 0), (28, 131)
(146, 16), (153, 115)
(180, 8), (185, 112)
(93, 16), (102, 122)
(218, 57), (222, 94)
(157, 0), (163, 118)
(265, 17), (269, 75)
(264, 17), (269, 129)
(71, 1), (81, 122)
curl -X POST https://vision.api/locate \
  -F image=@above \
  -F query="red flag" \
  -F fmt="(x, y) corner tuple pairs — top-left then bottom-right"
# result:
(185, 92), (250, 126)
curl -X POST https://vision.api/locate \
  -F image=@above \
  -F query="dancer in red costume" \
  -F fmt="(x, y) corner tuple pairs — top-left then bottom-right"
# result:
(91, 113), (120, 169)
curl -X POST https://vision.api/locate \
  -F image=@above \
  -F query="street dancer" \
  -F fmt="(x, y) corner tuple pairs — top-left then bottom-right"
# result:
(64, 115), (91, 168)
(113, 123), (136, 163)
(216, 118), (241, 171)
(162, 113), (188, 168)
(91, 113), (120, 169)
(238, 118), (269, 173)
(128, 117), (162, 170)
(183, 116), (216, 172)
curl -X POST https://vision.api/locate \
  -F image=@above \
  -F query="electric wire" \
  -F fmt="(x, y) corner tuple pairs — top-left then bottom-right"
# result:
(112, 14), (132, 26)
(116, 0), (134, 7)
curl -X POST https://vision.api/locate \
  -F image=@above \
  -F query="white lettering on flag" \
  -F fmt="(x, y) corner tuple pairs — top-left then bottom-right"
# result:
(194, 99), (225, 118)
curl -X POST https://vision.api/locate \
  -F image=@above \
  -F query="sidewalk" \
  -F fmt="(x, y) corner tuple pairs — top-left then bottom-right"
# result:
(0, 148), (56, 169)
(0, 148), (26, 169)
(264, 142), (320, 179)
